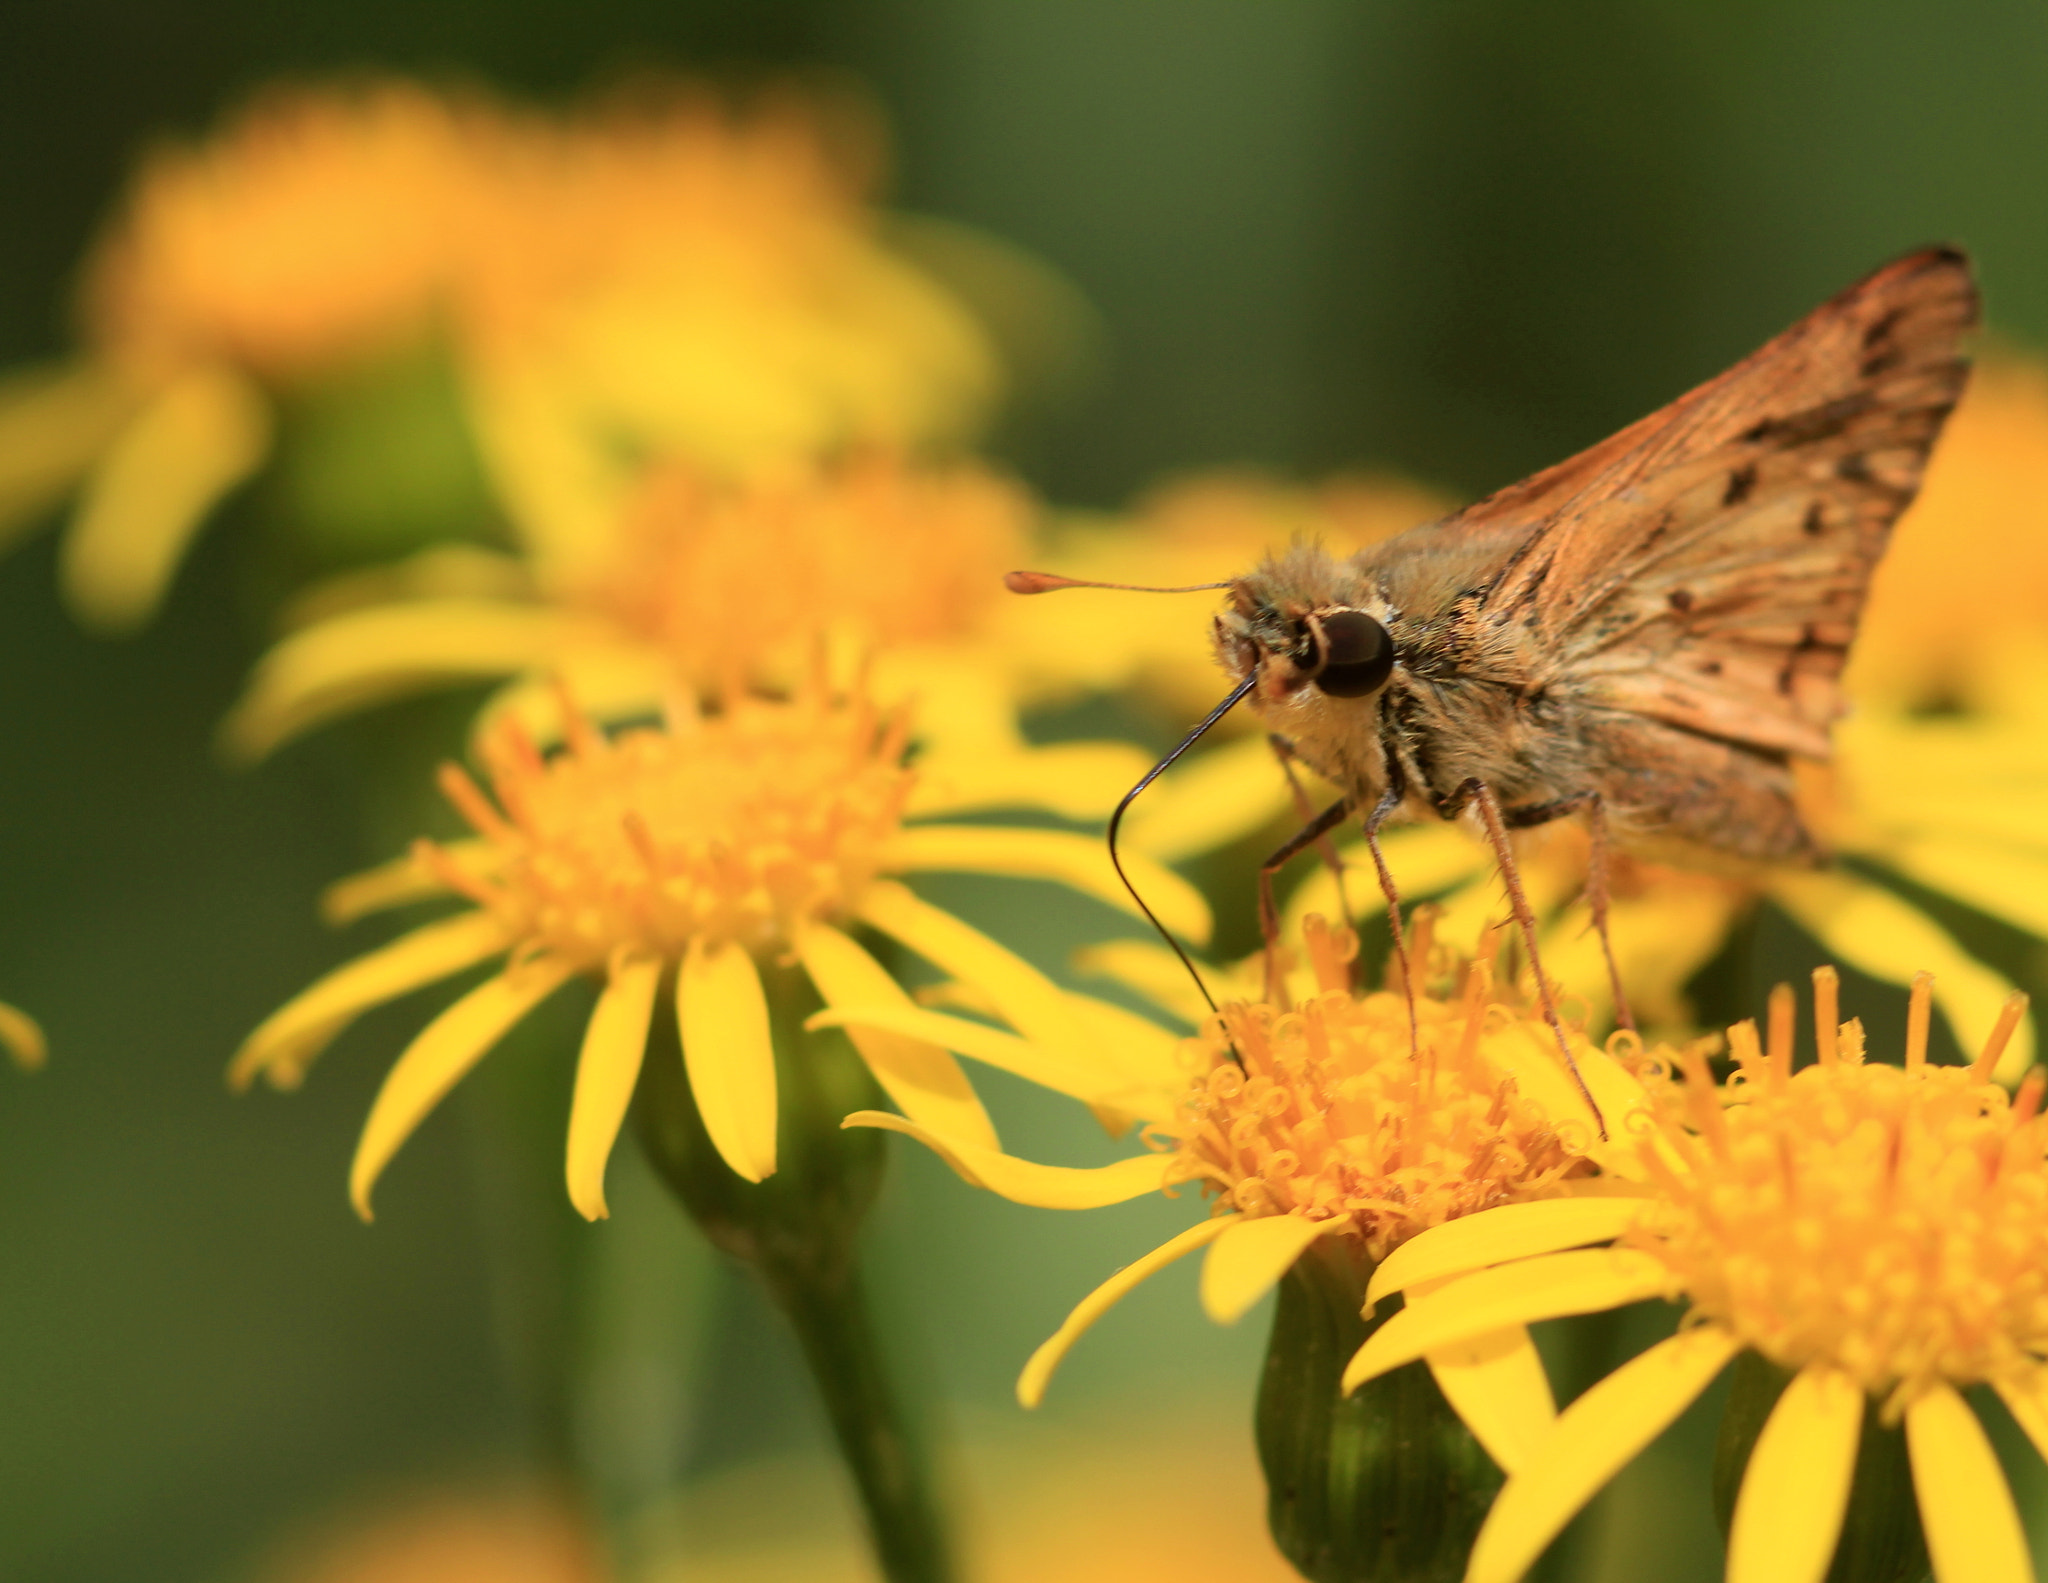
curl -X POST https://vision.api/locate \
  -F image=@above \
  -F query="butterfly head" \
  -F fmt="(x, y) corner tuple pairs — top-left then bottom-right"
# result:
(1215, 564), (1397, 708)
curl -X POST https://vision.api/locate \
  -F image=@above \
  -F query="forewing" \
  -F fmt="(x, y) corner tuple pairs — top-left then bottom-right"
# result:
(1457, 247), (1976, 758)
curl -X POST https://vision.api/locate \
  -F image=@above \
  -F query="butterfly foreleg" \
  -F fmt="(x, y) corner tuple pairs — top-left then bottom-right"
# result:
(1361, 781), (1420, 1055)
(1269, 734), (1357, 927)
(1452, 777), (1606, 1137)
(1497, 790), (1635, 1034)
(1258, 796), (1353, 1005)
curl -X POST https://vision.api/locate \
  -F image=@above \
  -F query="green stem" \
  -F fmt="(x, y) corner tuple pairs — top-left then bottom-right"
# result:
(759, 1250), (952, 1583)
(633, 957), (954, 1583)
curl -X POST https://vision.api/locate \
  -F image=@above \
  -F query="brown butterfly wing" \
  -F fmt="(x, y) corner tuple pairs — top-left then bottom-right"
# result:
(1456, 247), (1976, 759)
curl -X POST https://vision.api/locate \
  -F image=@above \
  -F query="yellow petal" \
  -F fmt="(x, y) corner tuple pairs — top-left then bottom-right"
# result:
(564, 952), (663, 1221)
(1881, 835), (2048, 943)
(1906, 1383), (2035, 1583)
(1991, 1367), (2048, 1465)
(795, 923), (996, 1151)
(1465, 1327), (1740, 1583)
(1727, 1364), (1863, 1583)
(1365, 1199), (1647, 1308)
(1425, 1326), (1555, 1476)
(1771, 869), (2035, 1083)
(1342, 1249), (1672, 1395)
(1073, 937), (1229, 1027)
(62, 363), (270, 633)
(321, 840), (496, 926)
(1018, 1216), (1234, 1408)
(0, 359), (135, 549)
(843, 1109), (1172, 1207)
(856, 880), (1093, 1073)
(1200, 1213), (1334, 1324)
(219, 599), (581, 762)
(0, 1001), (46, 1070)
(1359, 1195), (1646, 1310)
(231, 911), (511, 1090)
(907, 739), (1155, 822)
(805, 1002), (1112, 1105)
(350, 958), (575, 1219)
(1121, 733), (1293, 863)
(884, 824), (1212, 947)
(677, 939), (779, 1184)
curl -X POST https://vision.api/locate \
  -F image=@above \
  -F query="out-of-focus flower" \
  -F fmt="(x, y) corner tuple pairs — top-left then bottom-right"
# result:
(1353, 970), (2042, 1583)
(834, 917), (1646, 1457)
(254, 1486), (599, 1583)
(459, 85), (1002, 565)
(0, 76), (1009, 631)
(231, 680), (1205, 1220)
(223, 450), (1154, 816)
(0, 1000), (45, 1069)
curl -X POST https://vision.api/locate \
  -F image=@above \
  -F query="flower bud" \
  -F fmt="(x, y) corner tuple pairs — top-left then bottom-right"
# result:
(1258, 1239), (1502, 1583)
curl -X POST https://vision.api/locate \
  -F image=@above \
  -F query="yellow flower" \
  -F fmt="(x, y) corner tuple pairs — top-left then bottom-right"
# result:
(458, 86), (1002, 560)
(222, 451), (1153, 818)
(231, 681), (1207, 1221)
(0, 1000), (45, 1069)
(0, 76), (1005, 632)
(1352, 970), (2043, 1583)
(834, 919), (1649, 1474)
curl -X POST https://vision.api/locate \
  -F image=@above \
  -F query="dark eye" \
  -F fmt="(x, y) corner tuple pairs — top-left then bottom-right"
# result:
(1313, 609), (1395, 697)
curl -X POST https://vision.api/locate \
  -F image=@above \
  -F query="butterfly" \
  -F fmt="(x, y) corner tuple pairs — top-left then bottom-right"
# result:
(1013, 247), (1977, 1110)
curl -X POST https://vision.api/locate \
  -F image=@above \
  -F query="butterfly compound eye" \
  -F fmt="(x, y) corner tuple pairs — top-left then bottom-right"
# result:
(1312, 610), (1394, 697)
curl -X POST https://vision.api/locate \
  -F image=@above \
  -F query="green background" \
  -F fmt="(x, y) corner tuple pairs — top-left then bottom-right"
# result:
(3, 3), (2048, 1579)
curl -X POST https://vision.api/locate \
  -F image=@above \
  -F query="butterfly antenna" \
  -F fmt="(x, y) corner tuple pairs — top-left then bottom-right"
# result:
(1006, 570), (1234, 596)
(1107, 675), (1257, 1017)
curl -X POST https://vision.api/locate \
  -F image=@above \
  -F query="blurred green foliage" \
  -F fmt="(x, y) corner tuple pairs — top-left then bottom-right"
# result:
(6, 4), (2048, 1581)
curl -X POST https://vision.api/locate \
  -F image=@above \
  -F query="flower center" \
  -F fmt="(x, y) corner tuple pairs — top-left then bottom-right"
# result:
(426, 690), (913, 966)
(84, 83), (485, 378)
(580, 456), (1030, 689)
(1169, 923), (1598, 1263)
(1633, 1031), (2048, 1405)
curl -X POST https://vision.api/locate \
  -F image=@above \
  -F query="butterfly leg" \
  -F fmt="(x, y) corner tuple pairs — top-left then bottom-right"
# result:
(1269, 734), (1358, 930)
(1258, 797), (1354, 1004)
(1361, 782), (1421, 1054)
(1448, 777), (1606, 1137)
(1498, 790), (1636, 1033)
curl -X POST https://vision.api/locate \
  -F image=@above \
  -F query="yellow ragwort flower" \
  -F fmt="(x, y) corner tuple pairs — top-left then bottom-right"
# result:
(835, 919), (1649, 1477)
(221, 450), (1153, 818)
(0, 76), (1005, 632)
(231, 680), (1207, 1221)
(1352, 970), (2044, 1583)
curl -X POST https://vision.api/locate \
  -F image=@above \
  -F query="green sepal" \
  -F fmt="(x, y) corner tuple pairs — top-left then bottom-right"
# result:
(1712, 1349), (1929, 1583)
(1258, 1237), (1504, 1583)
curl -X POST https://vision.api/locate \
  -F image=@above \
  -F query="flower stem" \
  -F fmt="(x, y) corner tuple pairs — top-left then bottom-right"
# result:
(633, 958), (954, 1583)
(757, 1247), (952, 1583)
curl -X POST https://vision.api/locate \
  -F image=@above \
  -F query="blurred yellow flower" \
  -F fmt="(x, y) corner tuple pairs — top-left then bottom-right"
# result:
(834, 917), (1648, 1476)
(231, 680), (1206, 1220)
(223, 450), (1154, 817)
(0, 999), (45, 1069)
(0, 75), (1007, 631)
(1354, 970), (2042, 1583)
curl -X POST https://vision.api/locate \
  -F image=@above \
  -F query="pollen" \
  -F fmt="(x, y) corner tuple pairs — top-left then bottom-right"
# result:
(1170, 920), (1598, 1263)
(423, 687), (914, 967)
(1631, 973), (2048, 1409)
(580, 454), (1031, 690)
